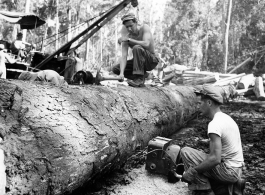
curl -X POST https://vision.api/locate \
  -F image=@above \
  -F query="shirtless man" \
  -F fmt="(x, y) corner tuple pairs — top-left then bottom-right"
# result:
(112, 13), (159, 87)
(0, 44), (17, 79)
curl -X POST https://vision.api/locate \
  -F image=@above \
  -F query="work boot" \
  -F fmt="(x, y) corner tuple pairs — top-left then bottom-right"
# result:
(233, 178), (246, 195)
(127, 75), (145, 87)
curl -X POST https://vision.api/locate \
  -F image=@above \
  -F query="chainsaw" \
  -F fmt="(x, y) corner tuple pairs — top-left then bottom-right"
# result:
(145, 136), (184, 183)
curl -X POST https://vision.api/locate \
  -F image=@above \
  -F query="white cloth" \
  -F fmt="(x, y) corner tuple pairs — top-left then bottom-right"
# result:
(13, 40), (26, 50)
(0, 51), (6, 79)
(208, 112), (244, 168)
(0, 50), (16, 79)
(37, 70), (67, 86)
(18, 70), (67, 87)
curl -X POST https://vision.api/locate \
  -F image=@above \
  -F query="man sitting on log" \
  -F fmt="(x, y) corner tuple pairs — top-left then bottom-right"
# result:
(112, 13), (159, 87)
(177, 84), (245, 195)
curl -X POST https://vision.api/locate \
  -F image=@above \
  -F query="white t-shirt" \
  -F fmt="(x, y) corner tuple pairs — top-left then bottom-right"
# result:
(208, 112), (244, 168)
(13, 40), (26, 50)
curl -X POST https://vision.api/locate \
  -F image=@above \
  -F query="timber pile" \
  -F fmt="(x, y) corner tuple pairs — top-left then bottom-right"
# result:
(161, 66), (265, 101)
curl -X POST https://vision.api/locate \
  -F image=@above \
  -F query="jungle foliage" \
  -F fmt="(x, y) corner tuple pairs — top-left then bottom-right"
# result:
(1, 0), (265, 73)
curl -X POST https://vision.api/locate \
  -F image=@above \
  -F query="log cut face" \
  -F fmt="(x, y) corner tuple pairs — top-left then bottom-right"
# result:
(0, 80), (197, 195)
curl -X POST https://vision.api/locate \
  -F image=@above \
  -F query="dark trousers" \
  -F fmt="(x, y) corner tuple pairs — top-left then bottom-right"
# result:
(112, 45), (159, 79)
(181, 147), (244, 194)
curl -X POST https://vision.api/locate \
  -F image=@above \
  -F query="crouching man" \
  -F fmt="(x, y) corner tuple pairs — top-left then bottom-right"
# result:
(112, 13), (159, 87)
(178, 84), (245, 195)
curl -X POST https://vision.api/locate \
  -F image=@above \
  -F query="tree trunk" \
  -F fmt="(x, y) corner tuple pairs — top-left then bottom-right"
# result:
(67, 2), (72, 43)
(100, 29), (103, 64)
(85, 22), (90, 69)
(254, 76), (265, 100)
(115, 18), (118, 66)
(223, 0), (233, 73)
(41, 22), (48, 53)
(23, 0), (31, 42)
(0, 80), (198, 195)
(55, 0), (59, 50)
(204, 15), (209, 71)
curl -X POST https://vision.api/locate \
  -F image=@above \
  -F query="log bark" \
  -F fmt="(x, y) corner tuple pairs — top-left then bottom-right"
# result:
(0, 80), (198, 195)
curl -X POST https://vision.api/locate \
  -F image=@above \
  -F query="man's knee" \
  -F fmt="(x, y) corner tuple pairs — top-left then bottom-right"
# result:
(112, 64), (120, 75)
(132, 45), (144, 53)
(180, 146), (193, 159)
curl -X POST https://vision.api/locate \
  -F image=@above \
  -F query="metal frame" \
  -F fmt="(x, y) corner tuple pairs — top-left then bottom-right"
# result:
(36, 0), (136, 69)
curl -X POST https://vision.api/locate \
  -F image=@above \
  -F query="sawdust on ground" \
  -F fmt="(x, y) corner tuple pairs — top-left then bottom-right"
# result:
(107, 165), (189, 195)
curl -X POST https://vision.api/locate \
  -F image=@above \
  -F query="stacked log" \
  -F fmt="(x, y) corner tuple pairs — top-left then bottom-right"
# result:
(0, 79), (199, 195)
(160, 62), (265, 101)
(253, 77), (265, 100)
(163, 70), (236, 86)
(213, 73), (246, 86)
(183, 74), (219, 86)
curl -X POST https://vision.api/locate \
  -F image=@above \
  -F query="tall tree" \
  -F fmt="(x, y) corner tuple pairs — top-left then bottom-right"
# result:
(222, 0), (233, 73)
(23, 0), (31, 41)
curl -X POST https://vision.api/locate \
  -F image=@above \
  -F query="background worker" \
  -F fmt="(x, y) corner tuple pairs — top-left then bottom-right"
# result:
(112, 13), (159, 87)
(10, 32), (32, 61)
(177, 84), (245, 195)
(0, 44), (17, 79)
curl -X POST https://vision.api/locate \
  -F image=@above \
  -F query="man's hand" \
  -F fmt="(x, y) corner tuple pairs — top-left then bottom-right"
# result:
(118, 37), (130, 44)
(181, 167), (199, 184)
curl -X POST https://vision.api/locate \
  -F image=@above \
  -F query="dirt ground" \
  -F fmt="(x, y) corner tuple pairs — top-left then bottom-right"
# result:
(73, 95), (265, 195)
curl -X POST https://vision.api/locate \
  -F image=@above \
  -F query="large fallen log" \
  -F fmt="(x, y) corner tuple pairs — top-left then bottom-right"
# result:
(0, 79), (199, 195)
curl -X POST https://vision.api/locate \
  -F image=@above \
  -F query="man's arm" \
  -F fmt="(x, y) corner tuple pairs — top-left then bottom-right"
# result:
(22, 41), (32, 46)
(194, 133), (222, 173)
(127, 24), (152, 50)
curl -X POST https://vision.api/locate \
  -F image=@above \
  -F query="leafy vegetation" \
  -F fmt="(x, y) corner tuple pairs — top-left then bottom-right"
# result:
(1, 0), (265, 72)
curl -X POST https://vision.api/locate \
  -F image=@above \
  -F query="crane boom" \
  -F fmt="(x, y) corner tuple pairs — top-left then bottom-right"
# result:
(35, 0), (138, 69)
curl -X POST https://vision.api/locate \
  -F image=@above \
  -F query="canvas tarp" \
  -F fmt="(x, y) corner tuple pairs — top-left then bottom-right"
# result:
(0, 11), (45, 29)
